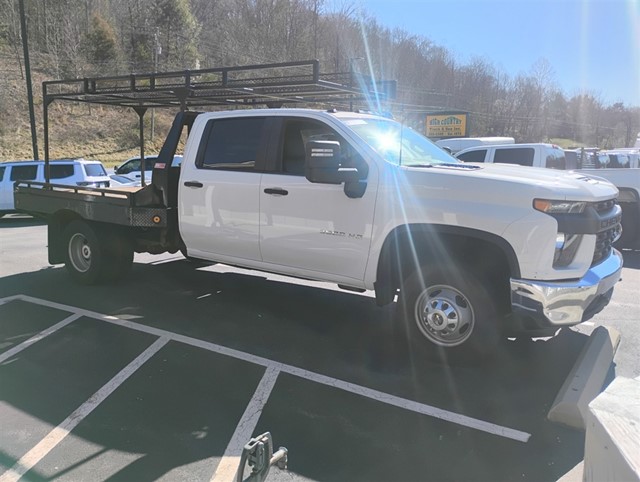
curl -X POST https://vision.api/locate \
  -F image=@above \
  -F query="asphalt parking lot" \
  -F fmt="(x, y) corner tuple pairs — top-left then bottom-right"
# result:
(1, 214), (638, 481)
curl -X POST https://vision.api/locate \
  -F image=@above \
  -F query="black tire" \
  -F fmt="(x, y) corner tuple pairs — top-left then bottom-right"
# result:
(397, 265), (502, 364)
(63, 220), (110, 285)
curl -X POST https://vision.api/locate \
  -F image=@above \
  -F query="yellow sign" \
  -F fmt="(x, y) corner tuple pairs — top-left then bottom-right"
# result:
(426, 114), (467, 138)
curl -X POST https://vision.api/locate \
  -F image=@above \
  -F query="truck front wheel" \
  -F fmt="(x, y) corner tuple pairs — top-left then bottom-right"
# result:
(397, 265), (501, 363)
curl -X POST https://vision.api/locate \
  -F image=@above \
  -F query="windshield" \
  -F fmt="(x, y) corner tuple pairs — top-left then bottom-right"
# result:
(345, 117), (460, 166)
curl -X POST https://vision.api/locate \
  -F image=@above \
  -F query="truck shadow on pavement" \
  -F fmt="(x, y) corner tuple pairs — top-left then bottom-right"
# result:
(0, 260), (592, 481)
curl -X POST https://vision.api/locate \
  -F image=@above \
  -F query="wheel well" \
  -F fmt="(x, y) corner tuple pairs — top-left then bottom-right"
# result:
(374, 224), (518, 311)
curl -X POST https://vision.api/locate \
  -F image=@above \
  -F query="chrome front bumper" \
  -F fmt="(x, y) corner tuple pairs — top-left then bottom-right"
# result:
(510, 249), (623, 327)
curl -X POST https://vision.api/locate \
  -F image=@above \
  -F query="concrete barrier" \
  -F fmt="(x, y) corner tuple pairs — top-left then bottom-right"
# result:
(583, 376), (640, 481)
(548, 326), (620, 430)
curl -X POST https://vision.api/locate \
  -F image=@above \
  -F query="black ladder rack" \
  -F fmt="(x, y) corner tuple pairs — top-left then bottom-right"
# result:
(43, 59), (394, 110)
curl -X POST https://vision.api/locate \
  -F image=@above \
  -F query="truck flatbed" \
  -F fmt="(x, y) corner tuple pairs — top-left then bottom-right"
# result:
(14, 181), (169, 227)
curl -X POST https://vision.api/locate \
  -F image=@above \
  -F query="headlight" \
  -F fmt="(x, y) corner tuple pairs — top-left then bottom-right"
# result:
(534, 199), (587, 214)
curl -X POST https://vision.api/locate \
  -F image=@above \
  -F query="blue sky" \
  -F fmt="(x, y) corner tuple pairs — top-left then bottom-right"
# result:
(337, 0), (640, 107)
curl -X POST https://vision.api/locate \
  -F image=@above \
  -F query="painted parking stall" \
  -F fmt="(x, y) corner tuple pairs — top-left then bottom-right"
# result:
(0, 294), (536, 481)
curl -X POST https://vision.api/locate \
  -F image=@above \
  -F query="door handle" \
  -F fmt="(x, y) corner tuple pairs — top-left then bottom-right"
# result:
(184, 181), (204, 188)
(264, 187), (288, 196)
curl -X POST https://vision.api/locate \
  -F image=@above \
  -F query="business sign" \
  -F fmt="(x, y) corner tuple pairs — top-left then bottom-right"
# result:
(425, 113), (468, 138)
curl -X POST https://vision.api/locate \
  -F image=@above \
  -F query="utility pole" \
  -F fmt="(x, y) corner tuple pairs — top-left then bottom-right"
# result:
(19, 0), (39, 160)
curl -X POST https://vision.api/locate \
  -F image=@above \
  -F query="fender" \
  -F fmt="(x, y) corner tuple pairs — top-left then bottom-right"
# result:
(374, 223), (520, 306)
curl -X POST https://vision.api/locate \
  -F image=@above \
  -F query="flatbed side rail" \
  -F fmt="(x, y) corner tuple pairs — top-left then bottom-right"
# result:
(14, 181), (171, 228)
(14, 180), (133, 204)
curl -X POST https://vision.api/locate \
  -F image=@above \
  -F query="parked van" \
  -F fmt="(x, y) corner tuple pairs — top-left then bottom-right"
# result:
(434, 137), (515, 155)
(0, 158), (110, 216)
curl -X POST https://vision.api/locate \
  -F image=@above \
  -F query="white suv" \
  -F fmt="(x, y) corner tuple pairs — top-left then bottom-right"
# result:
(0, 158), (110, 216)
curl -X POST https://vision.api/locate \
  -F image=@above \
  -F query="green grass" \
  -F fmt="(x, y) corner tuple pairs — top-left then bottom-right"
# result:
(548, 138), (589, 149)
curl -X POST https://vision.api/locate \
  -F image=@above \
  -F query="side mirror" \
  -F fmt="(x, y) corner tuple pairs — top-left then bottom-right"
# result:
(305, 140), (360, 184)
(304, 140), (367, 199)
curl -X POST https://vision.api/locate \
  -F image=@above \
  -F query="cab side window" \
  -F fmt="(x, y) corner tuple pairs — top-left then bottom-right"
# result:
(0, 166), (5, 181)
(197, 117), (266, 171)
(50, 164), (75, 179)
(145, 158), (157, 170)
(10, 165), (38, 181)
(457, 149), (487, 163)
(119, 159), (140, 174)
(545, 150), (566, 170)
(494, 148), (535, 166)
(280, 118), (367, 177)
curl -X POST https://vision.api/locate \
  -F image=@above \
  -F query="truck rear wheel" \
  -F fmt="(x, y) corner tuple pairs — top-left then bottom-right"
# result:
(64, 220), (134, 284)
(63, 220), (109, 285)
(397, 265), (501, 363)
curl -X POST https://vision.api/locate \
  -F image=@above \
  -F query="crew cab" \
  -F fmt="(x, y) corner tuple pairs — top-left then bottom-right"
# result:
(14, 110), (624, 361)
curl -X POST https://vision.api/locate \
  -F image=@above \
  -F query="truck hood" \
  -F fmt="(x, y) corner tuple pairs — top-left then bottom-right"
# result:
(401, 162), (619, 201)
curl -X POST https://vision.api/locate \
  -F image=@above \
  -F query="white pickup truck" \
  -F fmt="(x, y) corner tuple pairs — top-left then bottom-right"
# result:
(455, 143), (640, 249)
(15, 110), (624, 361)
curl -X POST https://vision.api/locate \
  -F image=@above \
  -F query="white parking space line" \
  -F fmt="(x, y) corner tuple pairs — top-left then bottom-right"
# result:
(211, 366), (280, 482)
(2, 295), (531, 443)
(0, 337), (170, 482)
(0, 313), (82, 364)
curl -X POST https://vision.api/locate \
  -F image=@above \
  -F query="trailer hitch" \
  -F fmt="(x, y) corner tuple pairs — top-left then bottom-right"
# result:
(236, 432), (288, 482)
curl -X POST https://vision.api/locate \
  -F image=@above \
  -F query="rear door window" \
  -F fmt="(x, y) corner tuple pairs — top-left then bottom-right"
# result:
(84, 164), (107, 176)
(564, 151), (578, 170)
(143, 157), (158, 170)
(197, 117), (266, 171)
(0, 166), (5, 181)
(457, 149), (487, 163)
(608, 154), (630, 168)
(494, 148), (535, 166)
(50, 164), (76, 179)
(118, 159), (140, 174)
(10, 165), (38, 181)
(545, 149), (566, 170)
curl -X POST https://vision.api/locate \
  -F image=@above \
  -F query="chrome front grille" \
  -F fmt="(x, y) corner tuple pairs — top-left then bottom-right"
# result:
(592, 227), (618, 266)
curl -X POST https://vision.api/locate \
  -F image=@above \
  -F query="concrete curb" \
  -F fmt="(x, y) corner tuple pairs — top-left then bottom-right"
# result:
(584, 376), (640, 481)
(547, 326), (620, 430)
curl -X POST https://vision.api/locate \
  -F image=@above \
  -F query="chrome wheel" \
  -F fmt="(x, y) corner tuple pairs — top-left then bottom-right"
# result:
(68, 232), (92, 273)
(414, 284), (475, 347)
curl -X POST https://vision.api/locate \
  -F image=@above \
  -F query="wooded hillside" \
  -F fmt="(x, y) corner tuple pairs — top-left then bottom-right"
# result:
(1, 0), (638, 163)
